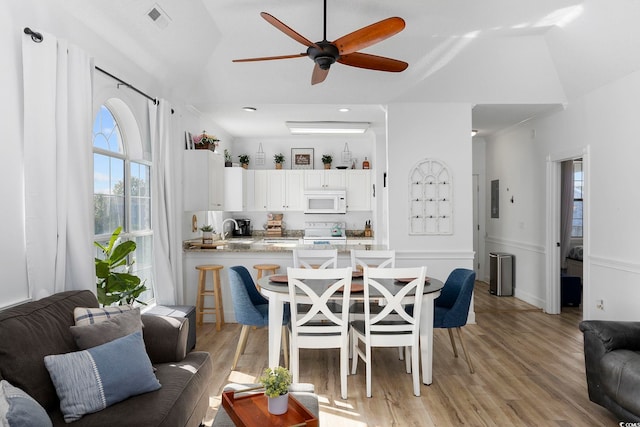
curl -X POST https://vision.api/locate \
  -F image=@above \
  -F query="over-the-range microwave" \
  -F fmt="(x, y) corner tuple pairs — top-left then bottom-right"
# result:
(303, 190), (347, 214)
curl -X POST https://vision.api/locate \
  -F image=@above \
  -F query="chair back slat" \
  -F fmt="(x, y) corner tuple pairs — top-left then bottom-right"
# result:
(351, 249), (396, 271)
(293, 249), (338, 269)
(363, 267), (427, 335)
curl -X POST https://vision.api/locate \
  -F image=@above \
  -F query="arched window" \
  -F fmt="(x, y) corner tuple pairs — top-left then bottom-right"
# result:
(93, 103), (154, 304)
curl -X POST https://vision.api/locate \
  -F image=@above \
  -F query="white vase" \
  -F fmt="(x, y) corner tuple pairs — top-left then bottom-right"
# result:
(267, 393), (288, 415)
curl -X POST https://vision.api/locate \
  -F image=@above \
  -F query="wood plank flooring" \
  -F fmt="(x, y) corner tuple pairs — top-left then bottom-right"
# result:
(195, 281), (618, 426)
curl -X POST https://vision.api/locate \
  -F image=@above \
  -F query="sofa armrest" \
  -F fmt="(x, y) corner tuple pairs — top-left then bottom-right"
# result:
(141, 314), (188, 363)
(579, 320), (640, 406)
(579, 320), (640, 352)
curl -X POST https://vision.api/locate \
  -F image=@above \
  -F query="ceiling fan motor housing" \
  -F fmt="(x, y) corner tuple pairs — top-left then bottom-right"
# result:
(307, 42), (339, 69)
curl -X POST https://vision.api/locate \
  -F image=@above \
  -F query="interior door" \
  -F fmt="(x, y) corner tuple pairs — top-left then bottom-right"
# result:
(473, 174), (480, 276)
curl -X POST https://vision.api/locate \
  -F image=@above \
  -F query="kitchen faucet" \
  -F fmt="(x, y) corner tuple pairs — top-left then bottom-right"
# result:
(220, 218), (239, 240)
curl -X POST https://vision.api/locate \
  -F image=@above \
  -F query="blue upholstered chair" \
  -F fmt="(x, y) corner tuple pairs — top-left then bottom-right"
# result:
(435, 268), (476, 373)
(228, 266), (289, 370)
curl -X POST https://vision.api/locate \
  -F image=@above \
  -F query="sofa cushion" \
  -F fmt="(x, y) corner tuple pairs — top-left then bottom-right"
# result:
(0, 290), (98, 412)
(47, 351), (213, 427)
(600, 349), (640, 416)
(44, 331), (161, 423)
(0, 380), (52, 427)
(70, 308), (142, 349)
(73, 305), (134, 326)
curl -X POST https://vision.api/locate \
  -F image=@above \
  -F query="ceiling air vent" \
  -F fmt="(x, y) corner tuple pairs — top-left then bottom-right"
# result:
(147, 4), (171, 29)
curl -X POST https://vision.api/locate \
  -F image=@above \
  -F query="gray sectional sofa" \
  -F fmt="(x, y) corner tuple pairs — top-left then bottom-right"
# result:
(0, 290), (213, 426)
(580, 320), (640, 421)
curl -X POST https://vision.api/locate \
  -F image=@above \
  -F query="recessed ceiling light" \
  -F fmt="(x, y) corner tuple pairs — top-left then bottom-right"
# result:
(338, 108), (350, 112)
(242, 106), (257, 112)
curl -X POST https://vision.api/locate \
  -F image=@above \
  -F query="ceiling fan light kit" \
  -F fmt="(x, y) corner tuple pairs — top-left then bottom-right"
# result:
(233, 0), (408, 85)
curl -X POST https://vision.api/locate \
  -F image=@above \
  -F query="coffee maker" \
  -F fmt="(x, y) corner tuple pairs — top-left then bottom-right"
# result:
(232, 219), (251, 237)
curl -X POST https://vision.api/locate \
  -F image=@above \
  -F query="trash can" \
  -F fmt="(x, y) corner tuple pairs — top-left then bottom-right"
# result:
(489, 252), (514, 296)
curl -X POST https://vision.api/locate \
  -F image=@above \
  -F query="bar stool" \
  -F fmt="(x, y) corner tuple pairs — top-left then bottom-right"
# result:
(253, 263), (280, 280)
(195, 264), (225, 331)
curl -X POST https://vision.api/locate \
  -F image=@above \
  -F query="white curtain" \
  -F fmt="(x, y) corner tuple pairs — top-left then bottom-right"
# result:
(560, 160), (574, 269)
(149, 100), (182, 304)
(22, 32), (94, 299)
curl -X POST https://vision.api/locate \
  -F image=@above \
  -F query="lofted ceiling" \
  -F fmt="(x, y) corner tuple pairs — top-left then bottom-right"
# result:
(53, 0), (640, 138)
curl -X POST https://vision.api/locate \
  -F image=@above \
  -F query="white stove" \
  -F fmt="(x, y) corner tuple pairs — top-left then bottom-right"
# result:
(302, 221), (347, 245)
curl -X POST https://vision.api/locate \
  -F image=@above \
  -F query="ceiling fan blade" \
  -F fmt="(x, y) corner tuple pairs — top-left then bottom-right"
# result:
(333, 17), (405, 55)
(311, 64), (329, 85)
(233, 53), (308, 63)
(261, 12), (320, 49)
(338, 52), (408, 72)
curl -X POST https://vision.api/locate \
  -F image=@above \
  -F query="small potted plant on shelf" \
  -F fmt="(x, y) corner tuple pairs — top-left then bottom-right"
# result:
(322, 154), (333, 169)
(200, 224), (214, 244)
(259, 366), (292, 415)
(273, 153), (285, 169)
(194, 131), (220, 150)
(238, 154), (250, 169)
(224, 149), (232, 167)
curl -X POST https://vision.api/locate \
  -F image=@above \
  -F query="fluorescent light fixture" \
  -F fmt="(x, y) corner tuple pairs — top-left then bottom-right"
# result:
(286, 121), (369, 135)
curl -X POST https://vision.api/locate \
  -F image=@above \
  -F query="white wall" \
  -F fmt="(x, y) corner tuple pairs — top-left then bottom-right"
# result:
(386, 103), (475, 282)
(484, 69), (640, 320)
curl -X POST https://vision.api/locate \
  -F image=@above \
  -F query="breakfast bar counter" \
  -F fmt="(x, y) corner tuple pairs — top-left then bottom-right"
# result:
(182, 238), (384, 324)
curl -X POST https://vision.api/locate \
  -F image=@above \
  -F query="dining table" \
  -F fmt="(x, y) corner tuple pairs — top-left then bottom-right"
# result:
(258, 272), (444, 385)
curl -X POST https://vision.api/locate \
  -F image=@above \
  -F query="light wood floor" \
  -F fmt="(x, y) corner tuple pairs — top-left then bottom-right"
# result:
(195, 281), (617, 426)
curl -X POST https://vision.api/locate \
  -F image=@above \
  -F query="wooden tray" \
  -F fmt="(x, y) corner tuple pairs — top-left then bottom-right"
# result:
(188, 241), (227, 249)
(222, 388), (318, 427)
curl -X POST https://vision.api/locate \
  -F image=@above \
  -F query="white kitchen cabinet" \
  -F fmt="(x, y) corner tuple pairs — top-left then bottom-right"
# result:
(346, 170), (372, 211)
(267, 170), (304, 211)
(253, 170), (268, 211)
(304, 169), (346, 189)
(183, 150), (224, 211)
(223, 167), (247, 211)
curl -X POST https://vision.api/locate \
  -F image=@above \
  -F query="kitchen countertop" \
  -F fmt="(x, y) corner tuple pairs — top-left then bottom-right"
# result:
(183, 237), (381, 253)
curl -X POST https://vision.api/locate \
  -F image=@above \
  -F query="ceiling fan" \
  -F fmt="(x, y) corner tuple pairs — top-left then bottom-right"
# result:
(232, 0), (408, 85)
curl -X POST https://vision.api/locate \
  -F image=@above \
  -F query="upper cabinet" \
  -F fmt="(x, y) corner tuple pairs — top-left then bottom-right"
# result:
(345, 170), (372, 211)
(305, 169), (346, 189)
(224, 167), (247, 212)
(253, 170), (304, 211)
(183, 151), (224, 211)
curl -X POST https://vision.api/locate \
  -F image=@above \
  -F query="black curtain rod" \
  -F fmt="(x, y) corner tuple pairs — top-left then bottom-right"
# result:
(23, 27), (174, 114)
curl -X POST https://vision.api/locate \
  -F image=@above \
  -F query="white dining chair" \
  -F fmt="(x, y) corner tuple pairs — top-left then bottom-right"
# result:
(287, 266), (353, 400)
(350, 266), (427, 397)
(293, 249), (338, 269)
(350, 249), (396, 271)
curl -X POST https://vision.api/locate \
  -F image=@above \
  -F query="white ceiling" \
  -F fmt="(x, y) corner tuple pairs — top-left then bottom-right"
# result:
(55, 0), (640, 138)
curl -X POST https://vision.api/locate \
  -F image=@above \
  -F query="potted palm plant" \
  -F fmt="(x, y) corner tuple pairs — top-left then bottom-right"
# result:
(95, 226), (146, 306)
(238, 154), (250, 169)
(259, 366), (291, 415)
(274, 153), (285, 169)
(322, 154), (333, 169)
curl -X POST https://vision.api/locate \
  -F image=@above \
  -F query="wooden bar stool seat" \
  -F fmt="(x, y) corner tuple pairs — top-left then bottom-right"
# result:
(253, 263), (280, 280)
(195, 264), (225, 331)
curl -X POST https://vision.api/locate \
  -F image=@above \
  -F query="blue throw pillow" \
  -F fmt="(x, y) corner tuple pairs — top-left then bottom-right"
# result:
(0, 380), (52, 427)
(44, 331), (161, 423)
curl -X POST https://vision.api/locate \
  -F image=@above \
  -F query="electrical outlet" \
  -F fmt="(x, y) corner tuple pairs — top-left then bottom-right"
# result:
(596, 299), (604, 310)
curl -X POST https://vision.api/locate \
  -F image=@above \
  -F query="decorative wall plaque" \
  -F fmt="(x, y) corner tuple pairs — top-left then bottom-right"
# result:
(409, 159), (452, 235)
